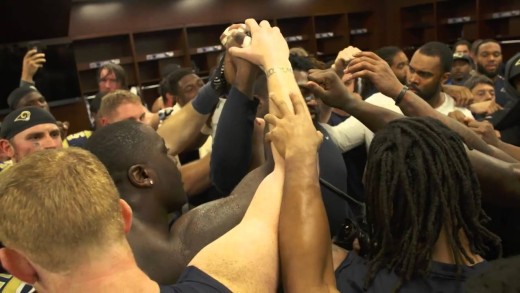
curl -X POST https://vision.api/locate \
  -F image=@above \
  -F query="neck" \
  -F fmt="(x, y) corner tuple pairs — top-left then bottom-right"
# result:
(34, 243), (159, 293)
(431, 227), (484, 266)
(427, 90), (445, 109)
(118, 184), (170, 234)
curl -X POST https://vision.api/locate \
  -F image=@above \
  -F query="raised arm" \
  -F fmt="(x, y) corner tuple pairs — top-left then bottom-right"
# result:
(157, 83), (219, 156)
(21, 49), (45, 86)
(307, 56), (520, 206)
(188, 158), (283, 292)
(210, 43), (261, 194)
(307, 69), (402, 132)
(266, 92), (338, 293)
(345, 51), (517, 163)
(465, 119), (520, 161)
(186, 20), (300, 290)
(468, 150), (520, 207)
(229, 19), (300, 115)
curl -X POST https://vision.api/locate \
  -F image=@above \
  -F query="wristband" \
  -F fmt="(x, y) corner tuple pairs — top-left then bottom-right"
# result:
(210, 53), (230, 96)
(394, 85), (408, 105)
(192, 83), (220, 114)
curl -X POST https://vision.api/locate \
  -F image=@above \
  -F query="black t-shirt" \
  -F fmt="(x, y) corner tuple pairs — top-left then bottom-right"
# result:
(335, 252), (489, 293)
(159, 266), (230, 293)
(317, 124), (355, 237)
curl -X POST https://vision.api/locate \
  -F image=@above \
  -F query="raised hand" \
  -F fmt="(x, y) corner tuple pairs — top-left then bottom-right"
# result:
(306, 69), (352, 110)
(228, 19), (289, 69)
(221, 23), (253, 85)
(333, 46), (362, 72)
(447, 110), (468, 124)
(219, 24), (261, 97)
(265, 92), (323, 158)
(442, 84), (474, 107)
(467, 120), (500, 147)
(345, 51), (402, 99)
(22, 49), (46, 83)
(469, 100), (503, 116)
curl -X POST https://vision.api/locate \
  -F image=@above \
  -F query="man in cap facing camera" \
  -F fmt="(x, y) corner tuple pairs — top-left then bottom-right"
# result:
(6, 86), (69, 139)
(7, 86), (49, 111)
(449, 52), (473, 86)
(0, 107), (61, 168)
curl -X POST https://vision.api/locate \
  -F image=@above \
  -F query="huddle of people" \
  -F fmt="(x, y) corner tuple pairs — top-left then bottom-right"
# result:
(1, 18), (520, 293)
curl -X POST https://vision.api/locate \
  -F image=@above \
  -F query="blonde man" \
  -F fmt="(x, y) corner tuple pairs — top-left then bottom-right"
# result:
(0, 146), (284, 292)
(64, 90), (156, 148)
(97, 90), (147, 127)
(0, 107), (61, 167)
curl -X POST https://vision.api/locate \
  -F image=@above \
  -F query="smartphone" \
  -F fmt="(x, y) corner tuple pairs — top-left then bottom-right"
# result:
(26, 41), (46, 53)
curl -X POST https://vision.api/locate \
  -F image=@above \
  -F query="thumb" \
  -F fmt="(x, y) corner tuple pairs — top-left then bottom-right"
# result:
(316, 130), (324, 141)
(255, 117), (266, 130)
(228, 46), (249, 60)
(306, 81), (327, 98)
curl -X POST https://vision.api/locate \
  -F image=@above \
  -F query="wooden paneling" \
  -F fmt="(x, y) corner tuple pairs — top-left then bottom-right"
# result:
(49, 98), (92, 133)
(0, 0), (70, 43)
(69, 0), (384, 38)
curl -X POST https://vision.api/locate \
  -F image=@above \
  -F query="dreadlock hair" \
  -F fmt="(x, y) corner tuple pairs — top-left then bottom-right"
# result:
(363, 117), (501, 292)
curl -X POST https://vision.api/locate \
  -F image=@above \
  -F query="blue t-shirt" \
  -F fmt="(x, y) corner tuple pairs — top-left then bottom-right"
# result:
(494, 76), (513, 107)
(335, 252), (489, 293)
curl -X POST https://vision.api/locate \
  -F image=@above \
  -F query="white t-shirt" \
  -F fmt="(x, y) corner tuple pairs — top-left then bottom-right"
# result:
(322, 92), (473, 152)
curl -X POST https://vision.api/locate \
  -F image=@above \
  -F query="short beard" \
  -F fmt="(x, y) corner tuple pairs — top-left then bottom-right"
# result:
(477, 63), (498, 79)
(408, 84), (436, 102)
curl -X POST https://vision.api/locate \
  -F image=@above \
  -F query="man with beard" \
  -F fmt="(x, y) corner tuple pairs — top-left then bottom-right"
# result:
(323, 41), (473, 153)
(474, 39), (511, 106)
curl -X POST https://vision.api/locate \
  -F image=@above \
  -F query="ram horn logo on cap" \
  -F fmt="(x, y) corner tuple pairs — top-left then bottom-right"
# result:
(14, 111), (31, 122)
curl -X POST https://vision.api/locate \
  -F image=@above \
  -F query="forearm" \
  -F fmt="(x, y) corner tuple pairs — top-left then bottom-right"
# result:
(210, 87), (258, 194)
(398, 91), (517, 163)
(180, 153), (212, 197)
(468, 150), (520, 207)
(249, 121), (267, 169)
(157, 84), (217, 155)
(265, 60), (300, 115)
(280, 154), (336, 291)
(497, 141), (520, 161)
(234, 65), (257, 97)
(338, 95), (402, 133)
(183, 132), (209, 152)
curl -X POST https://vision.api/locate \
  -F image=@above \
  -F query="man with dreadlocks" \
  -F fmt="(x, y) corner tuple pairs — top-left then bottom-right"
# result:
(334, 117), (499, 292)
(304, 57), (515, 292)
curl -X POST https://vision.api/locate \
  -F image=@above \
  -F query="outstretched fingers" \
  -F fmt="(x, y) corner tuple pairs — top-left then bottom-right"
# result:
(289, 92), (307, 117)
